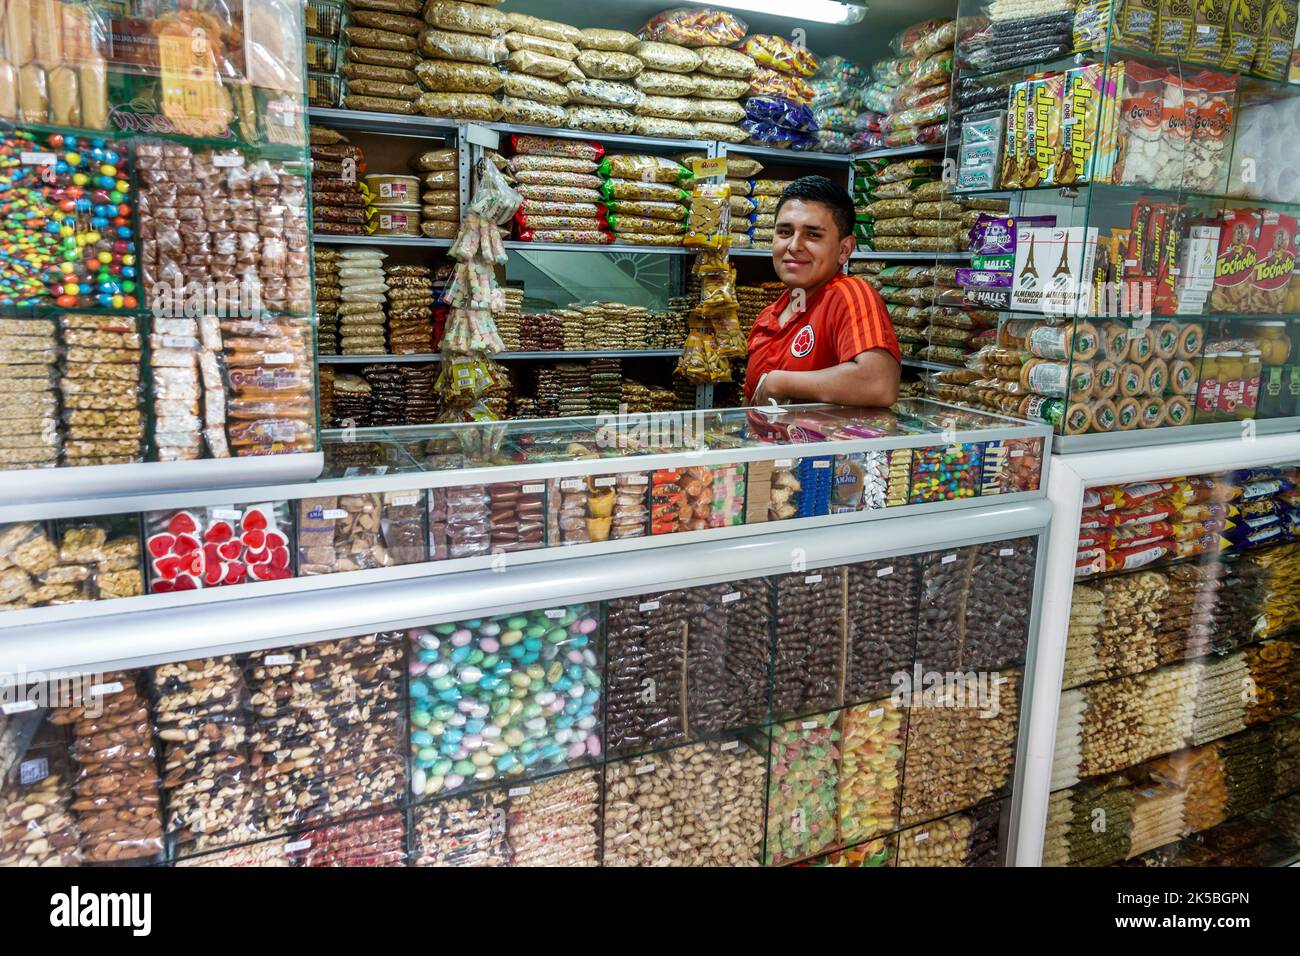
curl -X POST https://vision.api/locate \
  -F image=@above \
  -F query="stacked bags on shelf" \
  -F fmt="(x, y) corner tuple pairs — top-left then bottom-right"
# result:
(598, 154), (694, 246)
(309, 126), (371, 238)
(809, 55), (869, 153)
(858, 263), (998, 367)
(875, 19), (955, 149)
(635, 8), (756, 142)
(315, 247), (341, 355)
(1072, 470), (1299, 577)
(737, 33), (820, 149)
(955, 0), (1074, 74)
(851, 156), (960, 253)
(408, 147), (460, 240)
(336, 246), (389, 355)
(508, 134), (612, 244)
(342, 0), (429, 115)
(726, 174), (794, 249)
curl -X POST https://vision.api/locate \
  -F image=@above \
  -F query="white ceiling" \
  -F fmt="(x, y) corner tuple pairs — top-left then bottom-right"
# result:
(500, 0), (959, 67)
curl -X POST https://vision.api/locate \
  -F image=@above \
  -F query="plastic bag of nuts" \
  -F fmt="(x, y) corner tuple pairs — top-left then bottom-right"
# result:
(605, 591), (688, 755)
(49, 673), (165, 864)
(683, 581), (771, 735)
(844, 556), (920, 704)
(507, 769), (601, 866)
(0, 729), (83, 866)
(602, 739), (765, 866)
(771, 569), (844, 718)
(413, 789), (509, 866)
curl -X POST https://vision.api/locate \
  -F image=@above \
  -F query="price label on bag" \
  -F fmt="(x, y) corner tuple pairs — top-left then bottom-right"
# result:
(20, 152), (57, 166)
(390, 495), (419, 507)
(522, 484), (545, 494)
(89, 682), (123, 696)
(813, 460), (830, 469)
(1, 701), (37, 716)
(801, 720), (820, 730)
(213, 154), (245, 167)
(593, 476), (616, 487)
(804, 574), (822, 584)
(285, 839), (312, 853)
(1010, 449), (1025, 458)
(690, 157), (727, 179)
(915, 831), (930, 843)
(722, 591), (741, 603)
(20, 759), (48, 785)
(264, 654), (294, 666)
(212, 509), (242, 520)
(544, 609), (566, 619)
(876, 566), (894, 577)
(869, 708), (885, 718)
(774, 458), (794, 468)
(321, 509), (348, 520)
(639, 600), (660, 612)
(560, 479), (584, 490)
(635, 762), (656, 775)
(720, 740), (740, 751)
(624, 475), (648, 485)
(264, 353), (295, 364)
(509, 786), (531, 797)
(942, 554), (957, 564)
(999, 548), (1015, 556)
(161, 335), (198, 349)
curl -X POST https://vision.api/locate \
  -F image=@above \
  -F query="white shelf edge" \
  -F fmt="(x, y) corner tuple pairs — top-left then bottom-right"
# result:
(503, 240), (692, 255)
(312, 234), (453, 247)
(0, 452), (323, 510)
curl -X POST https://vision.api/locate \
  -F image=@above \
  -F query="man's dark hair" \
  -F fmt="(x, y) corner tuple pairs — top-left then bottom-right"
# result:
(774, 175), (855, 240)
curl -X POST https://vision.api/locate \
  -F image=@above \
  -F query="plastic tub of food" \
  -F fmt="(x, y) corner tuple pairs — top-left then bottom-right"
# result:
(307, 72), (343, 109)
(370, 203), (422, 237)
(306, 0), (345, 38)
(306, 37), (340, 72)
(365, 174), (421, 205)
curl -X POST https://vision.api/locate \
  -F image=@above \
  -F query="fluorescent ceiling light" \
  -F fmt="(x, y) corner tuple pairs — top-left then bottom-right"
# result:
(675, 0), (869, 26)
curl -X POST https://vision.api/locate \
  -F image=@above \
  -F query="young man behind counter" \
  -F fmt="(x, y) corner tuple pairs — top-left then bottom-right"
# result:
(745, 175), (901, 408)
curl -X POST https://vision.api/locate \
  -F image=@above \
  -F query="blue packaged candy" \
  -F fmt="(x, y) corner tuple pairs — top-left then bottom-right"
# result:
(744, 95), (819, 133)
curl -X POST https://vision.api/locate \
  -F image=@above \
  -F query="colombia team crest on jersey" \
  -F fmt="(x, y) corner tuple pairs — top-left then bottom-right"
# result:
(790, 324), (815, 357)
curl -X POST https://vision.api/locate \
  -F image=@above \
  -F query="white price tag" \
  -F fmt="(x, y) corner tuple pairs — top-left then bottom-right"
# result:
(522, 484), (545, 494)
(1196, 23), (1211, 32)
(211, 508), (242, 521)
(19, 758), (48, 785)
(508, 786), (531, 797)
(639, 600), (660, 612)
(20, 151), (57, 165)
(1010, 449), (1025, 458)
(560, 479), (584, 491)
(635, 762), (656, 775)
(801, 720), (820, 730)
(390, 495), (419, 507)
(464, 123), (501, 149)
(1, 700), (37, 716)
(813, 460), (830, 469)
(161, 335), (197, 349)
(624, 475), (648, 485)
(285, 839), (312, 853)
(593, 476), (616, 487)
(720, 740), (740, 752)
(804, 574), (823, 584)
(213, 154), (245, 167)
(876, 566), (894, 577)
(722, 591), (741, 603)
(774, 458), (794, 468)
(263, 352), (294, 365)
(941, 554), (957, 564)
(998, 548), (1015, 556)
(321, 509), (348, 520)
(264, 654), (294, 666)
(869, 708), (885, 718)
(544, 609), (565, 619)
(914, 831), (930, 843)
(89, 682), (123, 696)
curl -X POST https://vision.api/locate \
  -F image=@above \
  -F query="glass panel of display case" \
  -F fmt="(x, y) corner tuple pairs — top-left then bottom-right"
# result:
(1050, 463), (1300, 864)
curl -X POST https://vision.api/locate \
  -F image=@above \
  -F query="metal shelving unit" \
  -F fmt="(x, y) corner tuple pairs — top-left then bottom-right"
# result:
(312, 234), (453, 248)
(307, 108), (459, 139)
(851, 142), (949, 161)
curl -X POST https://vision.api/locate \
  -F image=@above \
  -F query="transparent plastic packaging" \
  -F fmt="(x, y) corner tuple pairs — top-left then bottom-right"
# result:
(605, 591), (688, 754)
(407, 605), (602, 797)
(144, 503), (294, 591)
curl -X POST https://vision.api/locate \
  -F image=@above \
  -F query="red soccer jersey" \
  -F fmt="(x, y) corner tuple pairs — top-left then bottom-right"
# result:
(744, 273), (900, 403)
